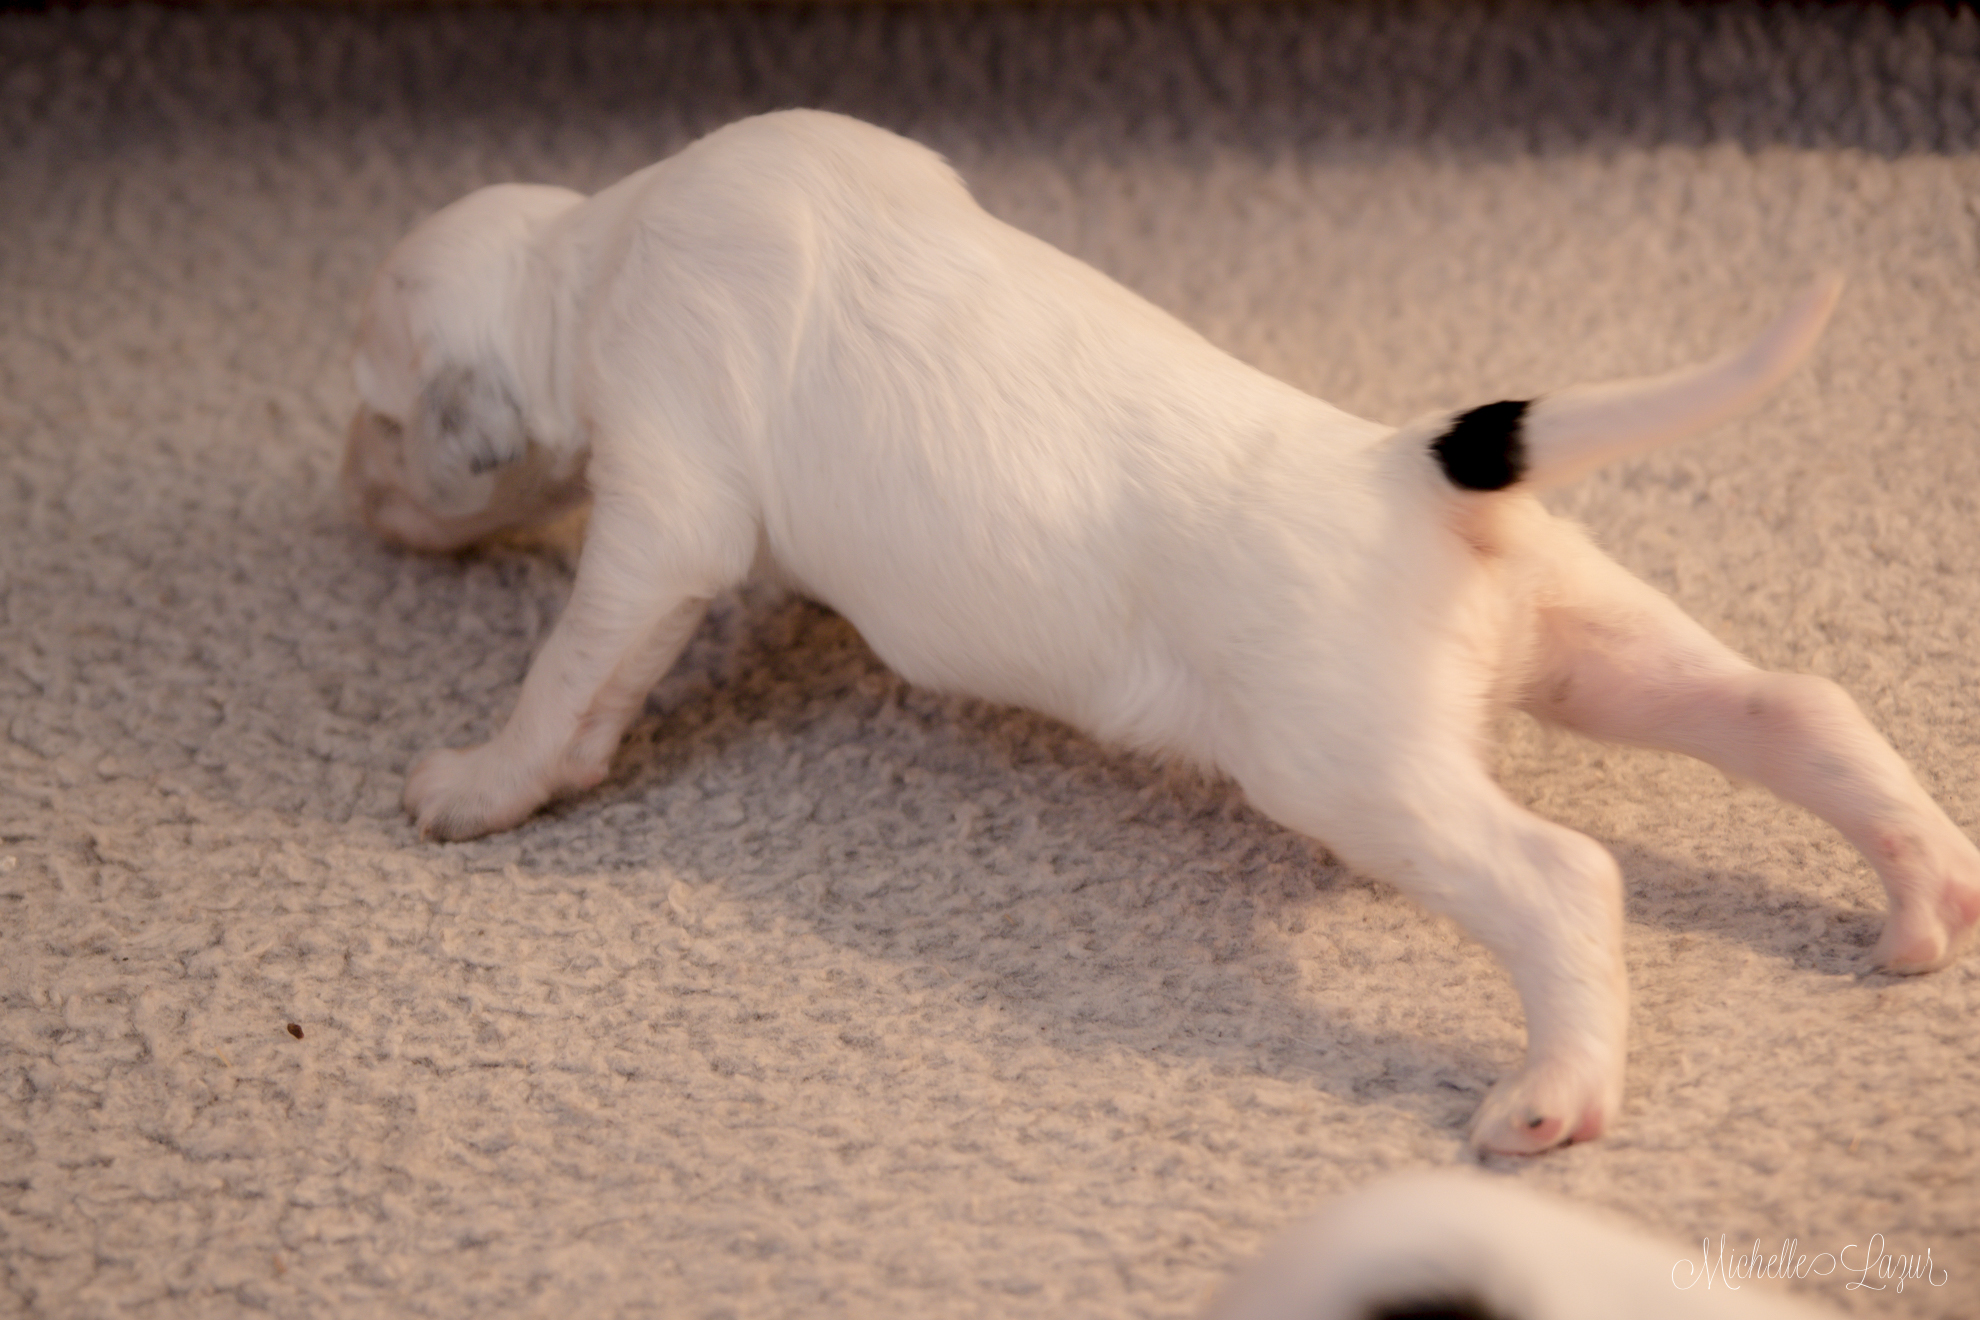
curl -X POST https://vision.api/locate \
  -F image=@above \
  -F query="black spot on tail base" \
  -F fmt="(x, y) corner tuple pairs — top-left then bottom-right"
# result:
(1432, 399), (1530, 492)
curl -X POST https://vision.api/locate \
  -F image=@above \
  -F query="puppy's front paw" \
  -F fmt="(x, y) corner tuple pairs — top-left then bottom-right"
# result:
(1469, 1055), (1618, 1156)
(404, 744), (549, 841)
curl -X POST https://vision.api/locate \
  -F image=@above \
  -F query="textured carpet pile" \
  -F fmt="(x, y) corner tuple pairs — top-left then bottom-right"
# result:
(3, 3), (1977, 1317)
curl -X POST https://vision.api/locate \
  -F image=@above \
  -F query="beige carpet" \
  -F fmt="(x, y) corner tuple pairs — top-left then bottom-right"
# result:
(3, 2), (1976, 1316)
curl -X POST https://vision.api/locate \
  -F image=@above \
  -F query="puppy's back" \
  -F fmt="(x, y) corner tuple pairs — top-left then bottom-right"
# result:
(574, 112), (1383, 747)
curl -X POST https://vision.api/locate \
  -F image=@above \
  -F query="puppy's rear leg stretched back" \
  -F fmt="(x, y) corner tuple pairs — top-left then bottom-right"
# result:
(1524, 516), (1980, 973)
(1231, 719), (1633, 1155)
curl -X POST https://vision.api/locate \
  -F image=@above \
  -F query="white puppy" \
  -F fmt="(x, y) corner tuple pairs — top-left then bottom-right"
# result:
(1208, 1171), (1842, 1320)
(344, 110), (1980, 1154)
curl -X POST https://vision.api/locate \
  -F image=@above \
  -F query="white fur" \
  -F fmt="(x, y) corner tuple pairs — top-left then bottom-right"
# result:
(343, 110), (1980, 1154)
(1208, 1170), (1843, 1320)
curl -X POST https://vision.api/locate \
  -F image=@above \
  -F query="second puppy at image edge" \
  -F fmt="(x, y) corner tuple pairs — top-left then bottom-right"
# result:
(1209, 1170), (1847, 1320)
(340, 110), (1980, 1155)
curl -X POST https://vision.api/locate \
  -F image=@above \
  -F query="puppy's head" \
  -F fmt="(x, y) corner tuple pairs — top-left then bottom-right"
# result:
(345, 183), (588, 553)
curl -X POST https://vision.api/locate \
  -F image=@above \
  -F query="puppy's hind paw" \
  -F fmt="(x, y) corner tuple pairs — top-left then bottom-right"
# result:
(1468, 1057), (1616, 1156)
(1873, 890), (1980, 974)
(1872, 834), (1980, 974)
(403, 744), (548, 841)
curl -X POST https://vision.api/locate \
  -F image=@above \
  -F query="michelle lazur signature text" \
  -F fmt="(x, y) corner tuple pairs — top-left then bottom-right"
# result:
(1672, 1234), (1949, 1295)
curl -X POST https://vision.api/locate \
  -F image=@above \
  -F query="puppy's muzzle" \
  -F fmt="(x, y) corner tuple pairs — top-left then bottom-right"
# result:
(342, 407), (589, 553)
(342, 408), (479, 553)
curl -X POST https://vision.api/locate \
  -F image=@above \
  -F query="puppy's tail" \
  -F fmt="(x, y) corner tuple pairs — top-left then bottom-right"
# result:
(1417, 277), (1841, 496)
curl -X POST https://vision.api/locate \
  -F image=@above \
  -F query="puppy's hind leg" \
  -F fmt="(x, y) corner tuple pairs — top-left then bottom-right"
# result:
(1524, 525), (1980, 973)
(404, 500), (718, 841)
(1234, 740), (1630, 1156)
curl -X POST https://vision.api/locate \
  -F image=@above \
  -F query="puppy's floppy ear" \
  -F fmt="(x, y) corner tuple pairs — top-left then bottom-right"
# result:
(408, 361), (530, 517)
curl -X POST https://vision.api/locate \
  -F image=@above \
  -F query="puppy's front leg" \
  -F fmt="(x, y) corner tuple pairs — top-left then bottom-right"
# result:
(405, 515), (714, 841)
